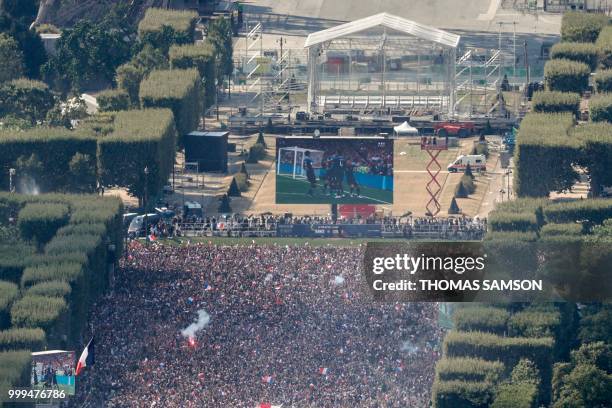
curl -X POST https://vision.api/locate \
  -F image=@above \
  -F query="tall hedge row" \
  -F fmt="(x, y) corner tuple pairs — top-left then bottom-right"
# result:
(594, 69), (612, 92)
(97, 109), (177, 201)
(436, 357), (504, 383)
(0, 128), (97, 192)
(596, 26), (612, 68)
(140, 69), (203, 139)
(431, 380), (494, 408)
(561, 12), (608, 43)
(544, 59), (590, 93)
(138, 8), (198, 52)
(531, 91), (580, 116)
(543, 199), (612, 225)
(453, 306), (510, 334)
(97, 89), (130, 112)
(550, 42), (599, 71)
(17, 203), (69, 245)
(169, 43), (216, 107)
(491, 383), (538, 408)
(589, 93), (612, 122)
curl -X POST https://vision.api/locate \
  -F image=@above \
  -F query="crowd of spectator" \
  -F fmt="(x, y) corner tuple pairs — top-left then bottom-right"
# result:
(143, 213), (487, 241)
(71, 243), (443, 407)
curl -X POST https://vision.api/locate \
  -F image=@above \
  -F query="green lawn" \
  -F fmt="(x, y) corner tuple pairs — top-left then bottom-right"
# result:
(275, 174), (393, 205)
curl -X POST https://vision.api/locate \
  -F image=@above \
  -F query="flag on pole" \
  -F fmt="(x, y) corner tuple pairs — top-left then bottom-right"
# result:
(319, 367), (328, 375)
(75, 337), (95, 375)
(261, 375), (273, 384)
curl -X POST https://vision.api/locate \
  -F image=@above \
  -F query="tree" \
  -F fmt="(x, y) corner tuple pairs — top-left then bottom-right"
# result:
(44, 20), (130, 91)
(555, 364), (612, 408)
(207, 17), (233, 86)
(1, 0), (38, 20)
(511, 359), (541, 387)
(0, 78), (54, 124)
(228, 177), (241, 197)
(239, 162), (249, 179)
(68, 153), (96, 193)
(116, 63), (144, 107)
(0, 33), (24, 83)
(218, 194), (232, 213)
(256, 130), (267, 148)
(455, 181), (468, 198)
(448, 197), (461, 214)
(464, 163), (474, 179)
(0, 11), (46, 78)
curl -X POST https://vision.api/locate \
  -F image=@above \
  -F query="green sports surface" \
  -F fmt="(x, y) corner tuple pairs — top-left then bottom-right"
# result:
(275, 174), (393, 204)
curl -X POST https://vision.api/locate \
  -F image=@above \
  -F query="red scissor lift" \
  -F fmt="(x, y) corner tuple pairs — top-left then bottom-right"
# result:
(420, 136), (449, 217)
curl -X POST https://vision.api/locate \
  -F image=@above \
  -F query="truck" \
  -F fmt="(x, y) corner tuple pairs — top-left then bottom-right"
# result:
(433, 121), (477, 138)
(447, 154), (486, 173)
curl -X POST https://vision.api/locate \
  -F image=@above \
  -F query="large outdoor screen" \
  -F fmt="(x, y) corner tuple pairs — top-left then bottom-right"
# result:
(276, 137), (393, 204)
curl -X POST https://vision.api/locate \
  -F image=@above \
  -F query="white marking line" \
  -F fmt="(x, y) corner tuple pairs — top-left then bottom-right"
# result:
(477, 0), (501, 21)
(276, 175), (392, 205)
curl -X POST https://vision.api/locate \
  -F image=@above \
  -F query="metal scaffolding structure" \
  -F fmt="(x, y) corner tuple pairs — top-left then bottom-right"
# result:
(304, 13), (459, 116)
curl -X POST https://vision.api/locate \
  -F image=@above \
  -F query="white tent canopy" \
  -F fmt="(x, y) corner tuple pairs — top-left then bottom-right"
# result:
(393, 121), (419, 136)
(304, 12), (460, 49)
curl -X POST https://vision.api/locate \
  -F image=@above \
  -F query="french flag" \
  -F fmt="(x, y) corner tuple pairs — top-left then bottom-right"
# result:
(258, 404), (282, 408)
(75, 337), (95, 376)
(148, 233), (157, 242)
(319, 367), (328, 375)
(261, 375), (273, 384)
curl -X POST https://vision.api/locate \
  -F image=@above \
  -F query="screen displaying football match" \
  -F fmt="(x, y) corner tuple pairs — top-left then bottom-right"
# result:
(276, 137), (393, 204)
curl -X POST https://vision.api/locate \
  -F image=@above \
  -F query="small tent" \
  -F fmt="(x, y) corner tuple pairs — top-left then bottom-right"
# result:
(393, 121), (419, 136)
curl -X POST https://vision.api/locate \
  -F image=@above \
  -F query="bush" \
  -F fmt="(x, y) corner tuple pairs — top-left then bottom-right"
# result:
(561, 12), (608, 43)
(489, 211), (538, 232)
(10, 295), (67, 328)
(18, 203), (69, 245)
(0, 243), (35, 282)
(460, 175), (475, 194)
(0, 351), (31, 392)
(492, 383), (538, 408)
(0, 327), (45, 350)
(550, 42), (599, 71)
(544, 59), (590, 93)
(96, 89), (130, 112)
(432, 380), (494, 408)
(594, 69), (612, 92)
(448, 197), (461, 214)
(25, 281), (71, 298)
(247, 143), (266, 163)
(21, 262), (84, 288)
(140, 69), (203, 139)
(596, 26), (612, 68)
(0, 78), (55, 124)
(589, 93), (612, 122)
(532, 91), (580, 116)
(453, 306), (510, 334)
(436, 357), (504, 383)
(234, 173), (249, 192)
(540, 223), (583, 236)
(0, 281), (18, 311)
(138, 8), (198, 51)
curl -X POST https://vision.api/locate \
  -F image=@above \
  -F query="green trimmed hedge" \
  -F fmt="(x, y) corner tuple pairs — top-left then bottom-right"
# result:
(453, 307), (510, 334)
(571, 123), (612, 197)
(544, 59), (590, 93)
(489, 212), (538, 232)
(514, 113), (579, 197)
(532, 91), (580, 116)
(0, 281), (18, 329)
(0, 327), (45, 350)
(25, 281), (71, 298)
(96, 89), (130, 112)
(0, 351), (31, 395)
(544, 199), (612, 225)
(540, 223), (583, 236)
(589, 93), (612, 122)
(436, 357), (504, 383)
(508, 311), (561, 339)
(20, 262), (83, 288)
(432, 380), (494, 408)
(18, 203), (69, 245)
(10, 295), (67, 329)
(550, 42), (599, 71)
(97, 109), (177, 201)
(169, 43), (216, 107)
(140, 69), (203, 139)
(0, 128), (98, 192)
(594, 69), (612, 92)
(484, 231), (539, 242)
(0, 243), (34, 283)
(138, 8), (198, 51)
(561, 12), (608, 43)
(596, 26), (612, 69)
(492, 383), (538, 408)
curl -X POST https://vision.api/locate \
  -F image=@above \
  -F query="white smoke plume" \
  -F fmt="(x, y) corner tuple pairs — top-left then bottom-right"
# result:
(181, 310), (210, 339)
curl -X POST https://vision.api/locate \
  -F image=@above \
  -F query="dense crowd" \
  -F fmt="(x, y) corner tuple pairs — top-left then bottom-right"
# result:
(71, 243), (444, 407)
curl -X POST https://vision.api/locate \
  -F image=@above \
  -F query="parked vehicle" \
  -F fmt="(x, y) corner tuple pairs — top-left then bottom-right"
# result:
(433, 121), (476, 138)
(128, 213), (160, 238)
(183, 201), (203, 220)
(447, 154), (486, 172)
